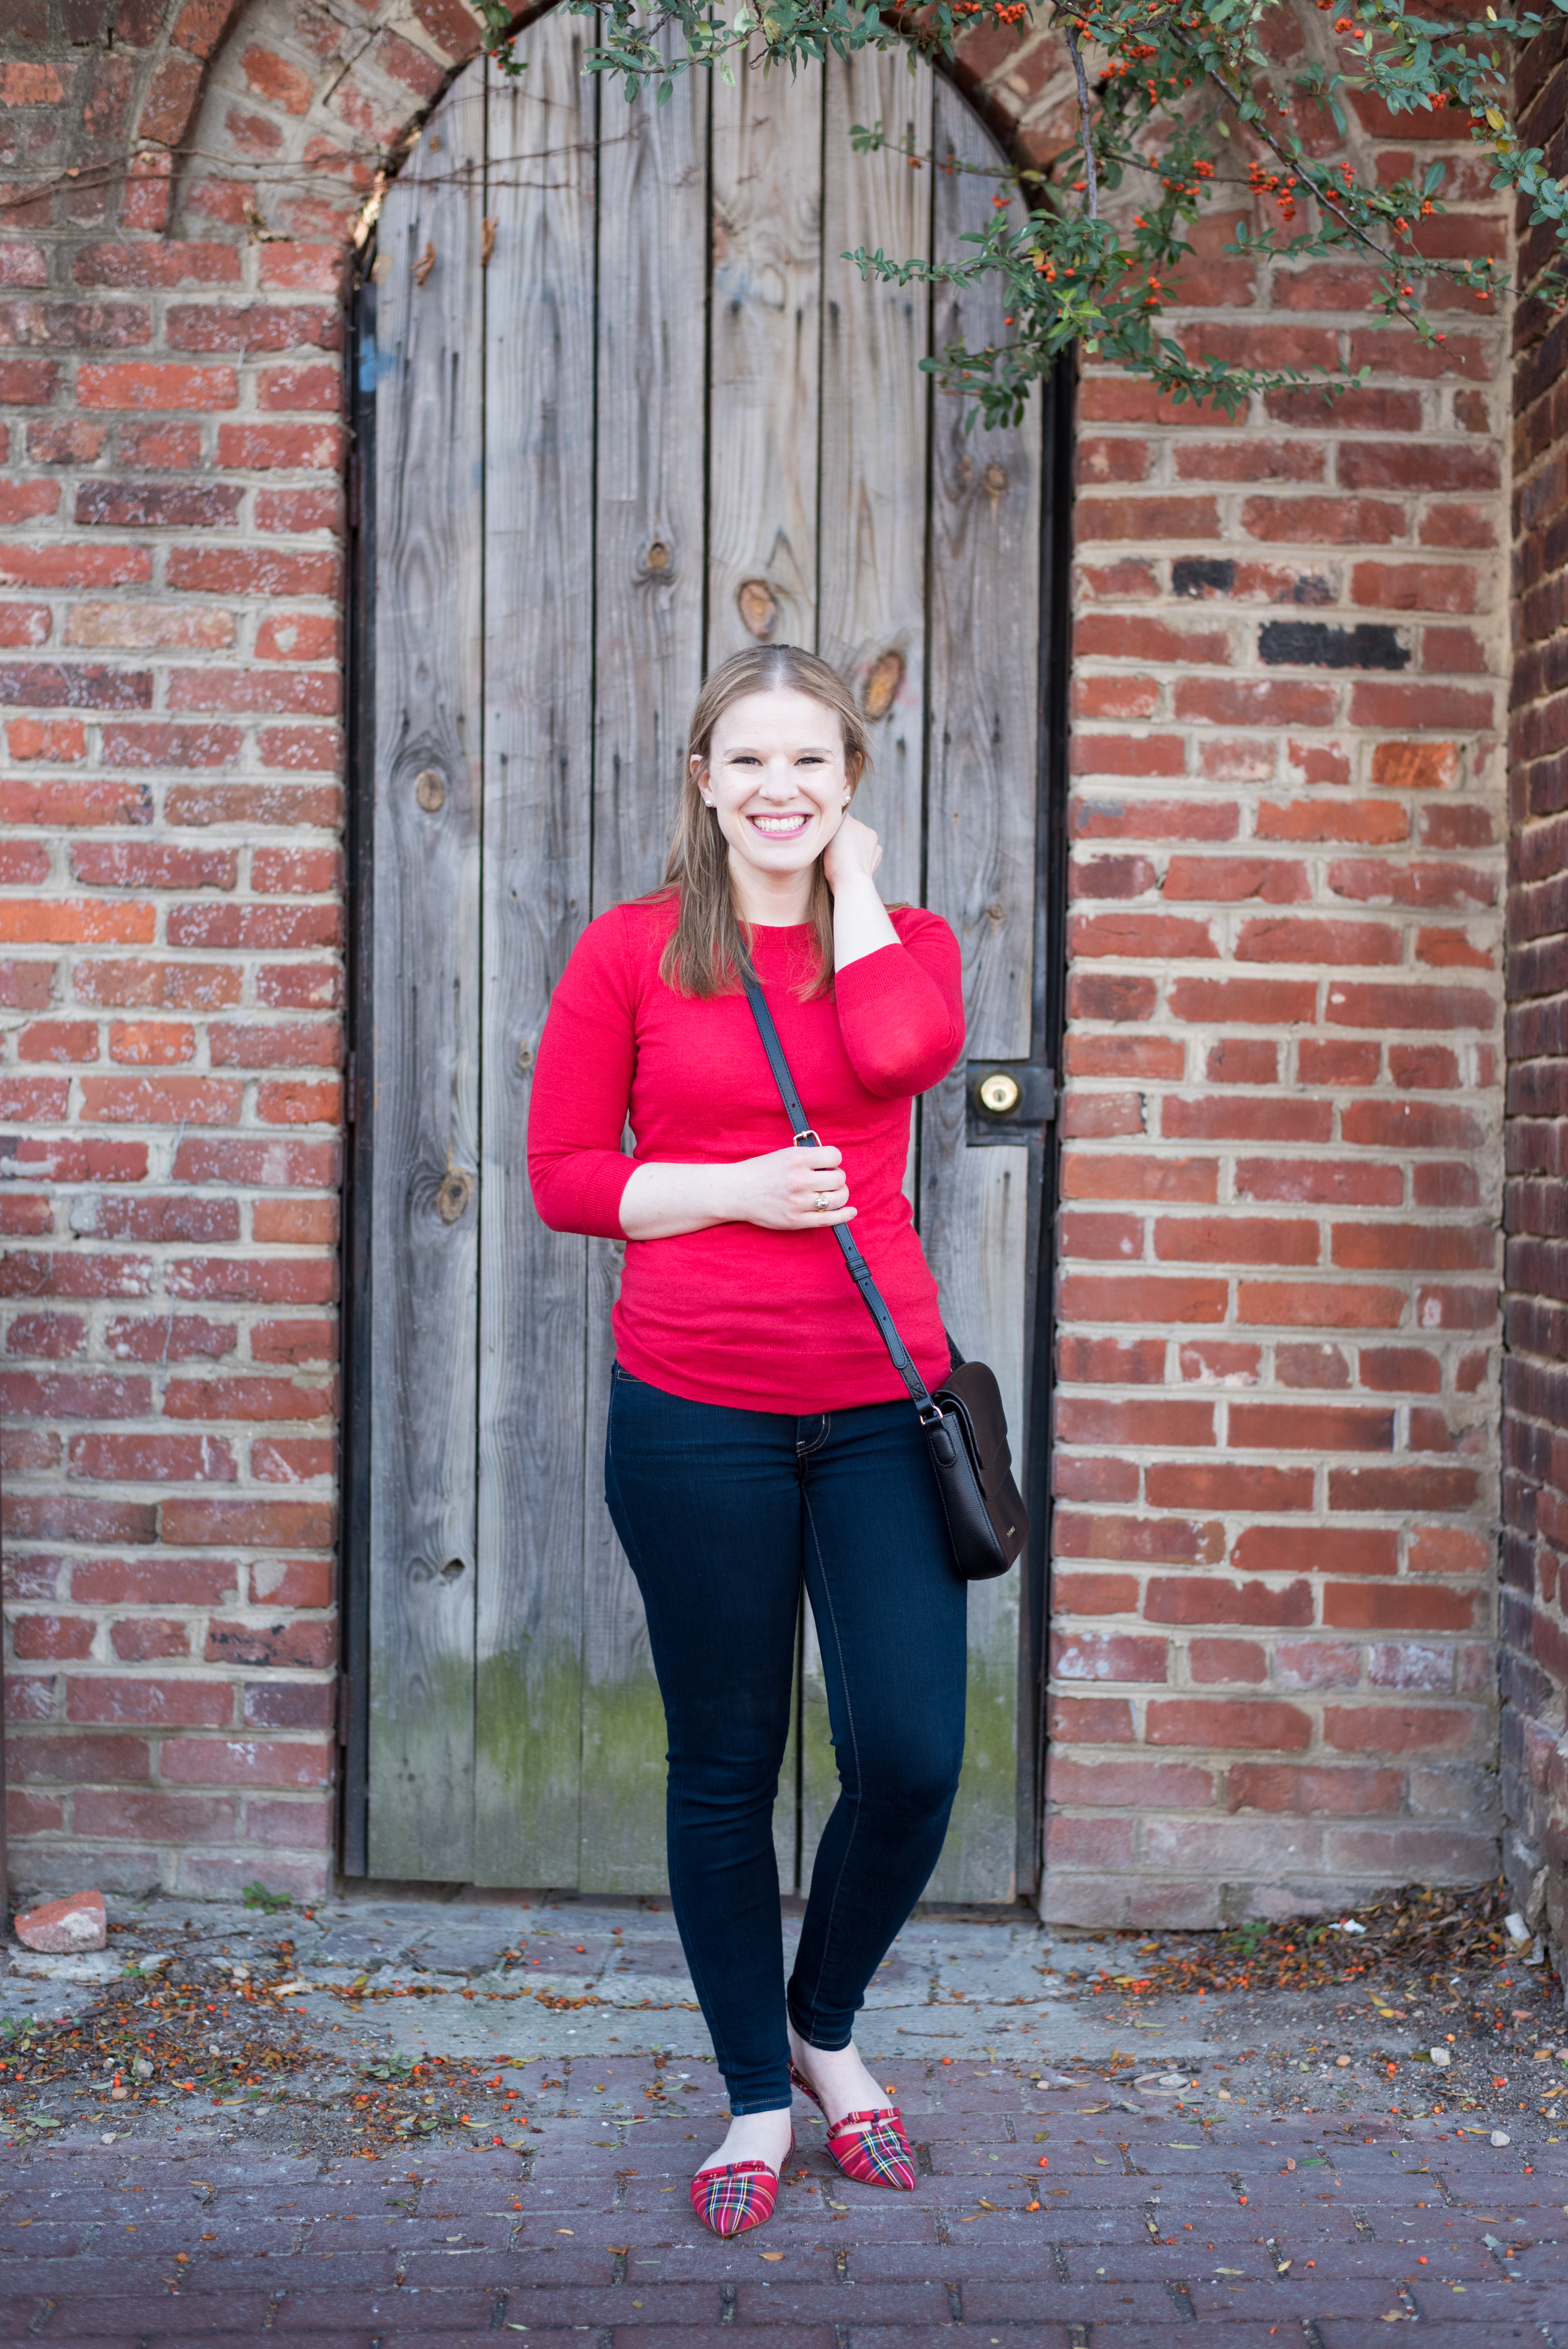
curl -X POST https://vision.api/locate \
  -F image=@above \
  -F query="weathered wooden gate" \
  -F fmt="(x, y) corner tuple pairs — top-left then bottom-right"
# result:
(345, 4), (1061, 1900)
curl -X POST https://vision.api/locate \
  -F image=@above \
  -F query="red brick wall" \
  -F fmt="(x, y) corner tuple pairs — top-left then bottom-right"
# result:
(0, 0), (1514, 1915)
(1501, 19), (1568, 1976)
(0, 0), (476, 1899)
(1034, 28), (1511, 1923)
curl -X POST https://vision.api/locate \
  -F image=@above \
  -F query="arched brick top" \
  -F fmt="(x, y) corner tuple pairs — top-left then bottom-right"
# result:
(3, 0), (1066, 253)
(168, 2), (1071, 242)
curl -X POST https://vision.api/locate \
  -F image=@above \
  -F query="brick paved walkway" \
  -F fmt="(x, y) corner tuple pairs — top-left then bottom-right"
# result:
(2, 2058), (1565, 2347)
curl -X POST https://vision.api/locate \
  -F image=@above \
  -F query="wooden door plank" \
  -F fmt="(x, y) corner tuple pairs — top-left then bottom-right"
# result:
(590, 52), (709, 918)
(473, 18), (598, 1888)
(920, 75), (1042, 1904)
(708, 53), (824, 663)
(817, 42), (930, 906)
(365, 79), (488, 1880)
(579, 49), (710, 1894)
(801, 43), (935, 1881)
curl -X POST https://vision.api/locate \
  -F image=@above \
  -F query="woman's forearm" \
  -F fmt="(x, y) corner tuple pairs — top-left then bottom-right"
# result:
(830, 868), (899, 973)
(618, 1159), (740, 1240)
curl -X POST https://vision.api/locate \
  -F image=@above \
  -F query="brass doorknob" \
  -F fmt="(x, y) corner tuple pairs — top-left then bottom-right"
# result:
(977, 1071), (1020, 1116)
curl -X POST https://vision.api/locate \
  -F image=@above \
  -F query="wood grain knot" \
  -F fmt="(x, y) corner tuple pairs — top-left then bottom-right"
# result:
(414, 769), (446, 813)
(517, 1039), (536, 1073)
(439, 1558), (465, 1583)
(437, 1169), (473, 1224)
(983, 462), (1007, 505)
(645, 540), (671, 574)
(413, 242), (436, 288)
(737, 578), (777, 639)
(862, 649), (905, 722)
(481, 216), (497, 268)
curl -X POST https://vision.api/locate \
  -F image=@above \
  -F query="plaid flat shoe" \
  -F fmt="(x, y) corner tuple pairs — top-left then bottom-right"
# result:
(789, 2059), (917, 2192)
(689, 2132), (794, 2237)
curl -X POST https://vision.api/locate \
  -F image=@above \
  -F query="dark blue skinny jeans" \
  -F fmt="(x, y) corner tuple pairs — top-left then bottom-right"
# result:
(604, 1365), (968, 2115)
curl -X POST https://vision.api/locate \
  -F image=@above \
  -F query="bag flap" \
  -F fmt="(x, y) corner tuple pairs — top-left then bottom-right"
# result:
(934, 1359), (1013, 1485)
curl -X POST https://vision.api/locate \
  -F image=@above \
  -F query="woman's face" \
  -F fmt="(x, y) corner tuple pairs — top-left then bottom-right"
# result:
(695, 687), (854, 892)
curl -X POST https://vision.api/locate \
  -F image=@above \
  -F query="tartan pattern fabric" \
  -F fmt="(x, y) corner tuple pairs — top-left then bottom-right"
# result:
(789, 2060), (918, 2192)
(824, 2107), (918, 2191)
(689, 2141), (791, 2237)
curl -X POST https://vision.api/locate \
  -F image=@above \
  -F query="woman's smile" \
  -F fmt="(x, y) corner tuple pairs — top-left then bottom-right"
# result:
(748, 810), (813, 837)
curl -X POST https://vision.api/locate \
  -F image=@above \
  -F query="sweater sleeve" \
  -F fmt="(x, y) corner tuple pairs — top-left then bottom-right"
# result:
(832, 910), (965, 1098)
(526, 908), (641, 1239)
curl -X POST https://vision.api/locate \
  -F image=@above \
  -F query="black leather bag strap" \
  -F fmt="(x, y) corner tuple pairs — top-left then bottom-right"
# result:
(742, 973), (940, 1424)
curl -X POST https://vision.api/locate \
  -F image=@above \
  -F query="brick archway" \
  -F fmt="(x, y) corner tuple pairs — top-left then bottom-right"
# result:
(0, 0), (1520, 1925)
(106, 2), (1069, 246)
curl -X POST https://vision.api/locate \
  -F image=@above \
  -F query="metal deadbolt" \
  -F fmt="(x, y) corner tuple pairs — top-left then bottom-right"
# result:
(978, 1071), (1022, 1117)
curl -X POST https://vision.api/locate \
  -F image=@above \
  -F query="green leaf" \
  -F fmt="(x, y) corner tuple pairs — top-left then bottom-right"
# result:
(241, 1881), (291, 1913)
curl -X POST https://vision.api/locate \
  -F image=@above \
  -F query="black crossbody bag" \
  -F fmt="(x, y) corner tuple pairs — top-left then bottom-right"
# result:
(744, 975), (1029, 1582)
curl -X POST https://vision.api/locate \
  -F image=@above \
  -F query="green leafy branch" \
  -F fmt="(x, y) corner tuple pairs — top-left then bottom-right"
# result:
(474, 0), (1568, 414)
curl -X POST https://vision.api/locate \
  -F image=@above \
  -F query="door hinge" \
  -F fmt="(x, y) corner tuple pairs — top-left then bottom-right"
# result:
(336, 1671), (353, 1747)
(966, 1059), (1055, 1145)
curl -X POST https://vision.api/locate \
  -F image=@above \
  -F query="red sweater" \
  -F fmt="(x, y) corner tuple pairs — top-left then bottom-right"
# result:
(527, 896), (965, 1412)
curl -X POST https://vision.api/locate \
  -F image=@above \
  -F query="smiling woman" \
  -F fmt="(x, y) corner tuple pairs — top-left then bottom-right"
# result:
(526, 645), (968, 2235)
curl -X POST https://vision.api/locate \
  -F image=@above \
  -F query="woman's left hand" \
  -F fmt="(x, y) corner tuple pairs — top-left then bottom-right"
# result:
(823, 813), (883, 895)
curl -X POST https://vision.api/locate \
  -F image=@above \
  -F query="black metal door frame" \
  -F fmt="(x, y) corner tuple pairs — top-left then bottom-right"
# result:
(1020, 352), (1075, 1899)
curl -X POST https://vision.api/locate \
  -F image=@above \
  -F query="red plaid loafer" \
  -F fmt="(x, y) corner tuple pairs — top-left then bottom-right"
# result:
(689, 2131), (795, 2237)
(789, 2059), (917, 2192)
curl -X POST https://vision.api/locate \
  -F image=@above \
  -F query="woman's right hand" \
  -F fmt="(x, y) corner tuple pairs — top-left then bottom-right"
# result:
(720, 1144), (855, 1231)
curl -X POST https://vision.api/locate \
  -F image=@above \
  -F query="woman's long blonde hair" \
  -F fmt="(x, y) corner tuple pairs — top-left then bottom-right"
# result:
(657, 645), (871, 998)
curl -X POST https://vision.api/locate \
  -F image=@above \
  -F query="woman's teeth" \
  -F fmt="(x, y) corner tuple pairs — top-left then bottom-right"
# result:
(750, 814), (810, 835)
